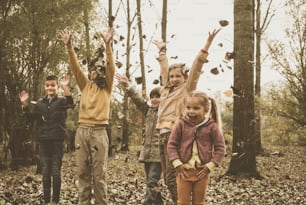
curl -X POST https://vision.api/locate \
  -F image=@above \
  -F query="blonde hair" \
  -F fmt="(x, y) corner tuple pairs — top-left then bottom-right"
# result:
(184, 91), (223, 131)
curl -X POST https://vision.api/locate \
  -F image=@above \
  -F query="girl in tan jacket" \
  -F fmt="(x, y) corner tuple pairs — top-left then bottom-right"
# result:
(153, 28), (220, 204)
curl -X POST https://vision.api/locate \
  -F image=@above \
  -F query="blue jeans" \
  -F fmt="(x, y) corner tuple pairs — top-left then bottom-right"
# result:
(39, 141), (64, 203)
(144, 162), (164, 205)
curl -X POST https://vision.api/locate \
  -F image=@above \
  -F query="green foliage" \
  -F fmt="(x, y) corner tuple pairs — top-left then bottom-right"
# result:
(261, 82), (306, 146)
(266, 0), (306, 128)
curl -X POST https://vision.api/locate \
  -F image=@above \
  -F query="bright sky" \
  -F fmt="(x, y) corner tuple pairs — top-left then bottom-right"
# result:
(98, 0), (287, 98)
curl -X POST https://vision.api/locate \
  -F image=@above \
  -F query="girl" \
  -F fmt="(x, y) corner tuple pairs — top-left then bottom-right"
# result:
(167, 91), (226, 205)
(153, 28), (220, 204)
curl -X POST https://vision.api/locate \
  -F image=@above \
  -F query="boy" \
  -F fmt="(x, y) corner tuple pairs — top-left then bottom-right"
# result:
(20, 75), (73, 205)
(116, 73), (163, 205)
(59, 28), (115, 205)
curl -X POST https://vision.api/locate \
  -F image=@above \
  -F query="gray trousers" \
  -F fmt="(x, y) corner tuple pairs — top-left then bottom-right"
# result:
(75, 125), (109, 205)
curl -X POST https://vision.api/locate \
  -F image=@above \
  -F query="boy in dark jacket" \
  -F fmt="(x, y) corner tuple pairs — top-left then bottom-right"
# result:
(116, 73), (163, 205)
(20, 75), (73, 205)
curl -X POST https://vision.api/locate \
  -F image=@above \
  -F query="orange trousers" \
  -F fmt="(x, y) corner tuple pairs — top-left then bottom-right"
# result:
(176, 169), (210, 205)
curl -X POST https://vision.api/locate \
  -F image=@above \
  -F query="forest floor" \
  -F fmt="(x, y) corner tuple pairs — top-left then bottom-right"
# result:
(0, 145), (305, 205)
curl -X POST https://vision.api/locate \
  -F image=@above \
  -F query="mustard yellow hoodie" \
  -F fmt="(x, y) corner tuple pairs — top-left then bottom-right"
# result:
(67, 44), (115, 125)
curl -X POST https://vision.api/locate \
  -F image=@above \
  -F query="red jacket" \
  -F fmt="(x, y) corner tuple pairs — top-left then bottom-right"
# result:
(167, 116), (226, 166)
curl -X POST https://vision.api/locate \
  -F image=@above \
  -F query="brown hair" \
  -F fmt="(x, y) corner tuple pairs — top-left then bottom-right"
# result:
(184, 91), (223, 131)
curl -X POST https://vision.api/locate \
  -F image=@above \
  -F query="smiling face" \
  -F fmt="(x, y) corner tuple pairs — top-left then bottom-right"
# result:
(44, 79), (58, 97)
(184, 96), (208, 124)
(168, 67), (185, 87)
(150, 95), (161, 107)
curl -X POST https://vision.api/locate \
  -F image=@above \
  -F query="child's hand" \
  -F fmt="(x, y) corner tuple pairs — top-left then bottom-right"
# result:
(152, 40), (166, 50)
(196, 164), (210, 179)
(202, 28), (221, 51)
(176, 164), (189, 180)
(59, 75), (70, 87)
(20, 90), (29, 107)
(99, 27), (115, 44)
(115, 73), (130, 88)
(59, 30), (72, 46)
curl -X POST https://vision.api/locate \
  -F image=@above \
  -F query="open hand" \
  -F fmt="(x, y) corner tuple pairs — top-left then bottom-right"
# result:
(59, 75), (70, 87)
(99, 27), (115, 44)
(196, 164), (210, 180)
(20, 90), (29, 106)
(152, 40), (166, 50)
(176, 164), (189, 180)
(115, 73), (130, 88)
(59, 30), (72, 46)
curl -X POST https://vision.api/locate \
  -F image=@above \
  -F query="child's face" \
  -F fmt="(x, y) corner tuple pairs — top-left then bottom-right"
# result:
(184, 96), (206, 124)
(44, 80), (58, 97)
(150, 95), (160, 108)
(168, 67), (185, 87)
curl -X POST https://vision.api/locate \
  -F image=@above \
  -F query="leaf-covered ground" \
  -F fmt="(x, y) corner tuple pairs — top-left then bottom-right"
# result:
(0, 146), (305, 205)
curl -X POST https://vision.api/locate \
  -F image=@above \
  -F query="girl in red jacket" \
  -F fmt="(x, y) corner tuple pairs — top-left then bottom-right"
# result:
(167, 91), (226, 205)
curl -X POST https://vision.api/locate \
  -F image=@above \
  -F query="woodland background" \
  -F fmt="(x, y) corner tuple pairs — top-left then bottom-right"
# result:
(0, 0), (305, 204)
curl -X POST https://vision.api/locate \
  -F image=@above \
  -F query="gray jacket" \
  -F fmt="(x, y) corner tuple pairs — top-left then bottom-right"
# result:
(126, 86), (160, 162)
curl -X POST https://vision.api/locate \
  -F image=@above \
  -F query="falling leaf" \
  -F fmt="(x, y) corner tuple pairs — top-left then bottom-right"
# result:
(113, 39), (118, 44)
(115, 61), (123, 68)
(170, 56), (178, 59)
(82, 59), (87, 65)
(171, 34), (175, 38)
(223, 90), (233, 97)
(135, 77), (143, 84)
(210, 67), (219, 75)
(226, 65), (232, 70)
(248, 60), (255, 65)
(74, 47), (80, 52)
(148, 68), (153, 73)
(153, 79), (159, 84)
(219, 20), (229, 27)
(225, 52), (235, 60)
(119, 35), (125, 41)
(142, 34), (146, 39)
(231, 85), (243, 97)
(218, 42), (223, 47)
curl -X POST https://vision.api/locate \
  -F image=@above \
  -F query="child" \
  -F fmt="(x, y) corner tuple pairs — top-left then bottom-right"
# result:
(153, 28), (220, 204)
(59, 28), (115, 205)
(20, 75), (74, 205)
(167, 91), (226, 205)
(116, 73), (164, 205)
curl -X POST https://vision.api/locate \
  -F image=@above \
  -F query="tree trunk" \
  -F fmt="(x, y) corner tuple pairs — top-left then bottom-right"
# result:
(161, 0), (167, 43)
(255, 0), (262, 154)
(227, 0), (260, 178)
(121, 0), (132, 151)
(107, 0), (114, 156)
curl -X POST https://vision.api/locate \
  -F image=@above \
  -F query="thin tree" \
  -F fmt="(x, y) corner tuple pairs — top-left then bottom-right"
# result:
(121, 0), (137, 151)
(227, 0), (261, 178)
(136, 0), (146, 98)
(161, 0), (167, 43)
(254, 0), (274, 153)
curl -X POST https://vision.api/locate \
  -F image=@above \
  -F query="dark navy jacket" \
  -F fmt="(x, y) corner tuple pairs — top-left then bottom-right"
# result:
(23, 95), (74, 142)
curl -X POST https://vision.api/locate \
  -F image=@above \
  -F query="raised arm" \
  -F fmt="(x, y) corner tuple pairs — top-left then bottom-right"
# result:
(59, 30), (88, 90)
(59, 75), (74, 108)
(153, 40), (168, 86)
(186, 28), (221, 93)
(99, 28), (116, 93)
(115, 73), (149, 113)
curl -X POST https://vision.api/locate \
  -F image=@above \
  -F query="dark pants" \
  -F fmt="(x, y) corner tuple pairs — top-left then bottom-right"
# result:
(144, 162), (164, 205)
(39, 141), (64, 203)
(159, 132), (177, 204)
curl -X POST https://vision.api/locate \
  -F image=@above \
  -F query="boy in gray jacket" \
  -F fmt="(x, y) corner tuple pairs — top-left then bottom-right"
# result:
(116, 73), (163, 205)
